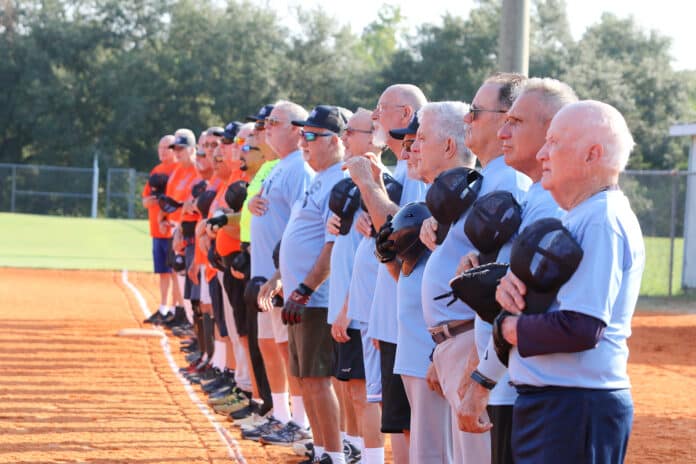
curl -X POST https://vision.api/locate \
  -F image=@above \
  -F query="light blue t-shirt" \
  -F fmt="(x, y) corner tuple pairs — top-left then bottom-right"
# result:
(279, 162), (346, 308)
(394, 252), (434, 379)
(347, 236), (379, 324)
(328, 221), (363, 328)
(475, 181), (564, 405)
(250, 150), (313, 280)
(422, 156), (531, 328)
(368, 161), (428, 343)
(509, 189), (644, 389)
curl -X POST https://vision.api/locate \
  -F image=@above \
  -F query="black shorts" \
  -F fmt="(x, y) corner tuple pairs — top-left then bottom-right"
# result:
(488, 404), (514, 464)
(334, 328), (366, 381)
(208, 276), (227, 338)
(379, 340), (411, 433)
(222, 271), (248, 337)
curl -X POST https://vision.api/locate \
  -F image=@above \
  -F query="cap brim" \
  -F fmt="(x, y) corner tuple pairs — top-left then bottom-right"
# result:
(291, 119), (308, 127)
(338, 213), (356, 235)
(388, 127), (415, 140)
(435, 222), (451, 245)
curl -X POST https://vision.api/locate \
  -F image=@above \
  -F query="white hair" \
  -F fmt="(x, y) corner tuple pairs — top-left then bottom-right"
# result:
(563, 100), (635, 172)
(273, 100), (308, 122)
(384, 84), (428, 112)
(417, 101), (475, 165)
(519, 78), (578, 121)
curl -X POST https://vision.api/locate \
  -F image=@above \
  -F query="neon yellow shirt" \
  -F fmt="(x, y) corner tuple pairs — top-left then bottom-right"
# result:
(240, 159), (280, 242)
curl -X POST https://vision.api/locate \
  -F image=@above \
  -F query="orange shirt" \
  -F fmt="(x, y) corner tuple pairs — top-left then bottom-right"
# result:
(142, 161), (178, 238)
(204, 168), (247, 282)
(163, 163), (198, 224)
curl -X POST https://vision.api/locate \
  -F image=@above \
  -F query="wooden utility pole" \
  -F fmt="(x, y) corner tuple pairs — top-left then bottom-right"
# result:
(498, 0), (530, 75)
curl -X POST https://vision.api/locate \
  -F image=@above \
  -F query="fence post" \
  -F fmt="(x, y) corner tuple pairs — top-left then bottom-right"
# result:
(91, 154), (99, 218)
(128, 169), (136, 219)
(10, 165), (17, 212)
(668, 172), (678, 297)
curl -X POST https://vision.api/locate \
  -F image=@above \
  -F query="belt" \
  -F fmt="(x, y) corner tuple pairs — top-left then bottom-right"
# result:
(429, 319), (474, 344)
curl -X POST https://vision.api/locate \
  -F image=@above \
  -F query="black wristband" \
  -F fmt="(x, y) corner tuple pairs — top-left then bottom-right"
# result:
(297, 283), (314, 296)
(470, 369), (497, 390)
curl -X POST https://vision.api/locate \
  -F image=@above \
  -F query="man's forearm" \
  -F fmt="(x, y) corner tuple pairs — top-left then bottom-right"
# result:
(303, 242), (334, 291)
(359, 179), (399, 231)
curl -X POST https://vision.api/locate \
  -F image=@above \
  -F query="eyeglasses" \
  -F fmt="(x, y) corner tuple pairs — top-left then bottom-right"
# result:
(344, 126), (373, 136)
(469, 104), (507, 120)
(374, 103), (407, 113)
(233, 136), (246, 146)
(242, 145), (261, 152)
(254, 120), (265, 131)
(203, 141), (219, 149)
(300, 130), (333, 142)
(264, 117), (286, 128)
(401, 139), (415, 151)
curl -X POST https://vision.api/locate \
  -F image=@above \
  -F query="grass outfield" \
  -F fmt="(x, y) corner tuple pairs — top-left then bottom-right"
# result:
(0, 212), (152, 271)
(0, 212), (687, 295)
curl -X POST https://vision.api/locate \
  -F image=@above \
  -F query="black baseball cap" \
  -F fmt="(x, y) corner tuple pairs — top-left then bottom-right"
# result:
(292, 105), (348, 135)
(425, 167), (483, 244)
(222, 121), (242, 140)
(509, 218), (584, 314)
(389, 114), (420, 140)
(172, 133), (195, 148)
(464, 191), (522, 264)
(225, 180), (249, 213)
(196, 189), (217, 218)
(329, 178), (362, 235)
(246, 104), (274, 122)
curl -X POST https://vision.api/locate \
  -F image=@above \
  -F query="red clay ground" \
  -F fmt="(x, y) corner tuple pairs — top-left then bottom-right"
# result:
(0, 268), (694, 463)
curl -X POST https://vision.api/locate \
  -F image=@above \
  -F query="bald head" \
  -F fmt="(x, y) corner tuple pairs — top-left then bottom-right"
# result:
(383, 84), (428, 112)
(558, 100), (635, 172)
(373, 84), (428, 154)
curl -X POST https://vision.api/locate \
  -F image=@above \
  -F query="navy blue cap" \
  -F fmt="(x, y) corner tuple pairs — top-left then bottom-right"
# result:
(389, 114), (420, 140)
(222, 121), (242, 139)
(172, 133), (195, 148)
(292, 105), (348, 135)
(246, 104), (274, 122)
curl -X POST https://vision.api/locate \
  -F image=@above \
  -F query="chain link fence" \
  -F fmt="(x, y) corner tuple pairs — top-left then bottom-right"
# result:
(1, 162), (694, 296)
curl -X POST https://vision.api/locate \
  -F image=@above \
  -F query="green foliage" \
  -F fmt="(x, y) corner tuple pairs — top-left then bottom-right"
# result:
(1, 0), (695, 173)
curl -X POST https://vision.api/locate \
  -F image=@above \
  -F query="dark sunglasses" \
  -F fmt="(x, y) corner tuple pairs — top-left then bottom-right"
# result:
(254, 120), (266, 131)
(301, 130), (333, 142)
(242, 145), (261, 152)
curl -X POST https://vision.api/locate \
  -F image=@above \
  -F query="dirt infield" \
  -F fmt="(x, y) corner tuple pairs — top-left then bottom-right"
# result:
(0, 268), (694, 463)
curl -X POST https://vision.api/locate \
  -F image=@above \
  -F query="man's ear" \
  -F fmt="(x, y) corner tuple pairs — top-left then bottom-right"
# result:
(445, 137), (456, 159)
(586, 143), (603, 164)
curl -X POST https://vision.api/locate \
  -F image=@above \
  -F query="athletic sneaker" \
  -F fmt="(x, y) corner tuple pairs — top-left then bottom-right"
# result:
(299, 453), (331, 463)
(343, 439), (362, 463)
(241, 416), (283, 441)
(229, 400), (261, 422)
(143, 311), (166, 325)
(259, 421), (312, 446)
(233, 411), (268, 428)
(293, 441), (314, 457)
(212, 395), (249, 415)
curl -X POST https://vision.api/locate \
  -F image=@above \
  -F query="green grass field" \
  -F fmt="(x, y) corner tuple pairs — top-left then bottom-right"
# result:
(0, 212), (152, 271)
(0, 212), (687, 295)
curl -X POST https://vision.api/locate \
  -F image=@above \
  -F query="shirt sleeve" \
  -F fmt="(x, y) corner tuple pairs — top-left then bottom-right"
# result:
(517, 310), (606, 357)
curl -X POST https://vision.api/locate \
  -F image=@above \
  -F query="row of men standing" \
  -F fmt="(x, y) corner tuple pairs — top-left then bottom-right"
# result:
(142, 72), (643, 464)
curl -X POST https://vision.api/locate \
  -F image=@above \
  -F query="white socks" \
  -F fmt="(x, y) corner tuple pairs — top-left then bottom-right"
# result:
(363, 447), (385, 464)
(271, 392), (291, 424)
(158, 305), (170, 315)
(291, 395), (308, 428)
(327, 451), (346, 464)
(346, 434), (364, 451)
(211, 341), (226, 369)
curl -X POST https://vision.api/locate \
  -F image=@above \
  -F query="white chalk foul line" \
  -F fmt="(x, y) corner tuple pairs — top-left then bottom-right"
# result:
(121, 269), (246, 463)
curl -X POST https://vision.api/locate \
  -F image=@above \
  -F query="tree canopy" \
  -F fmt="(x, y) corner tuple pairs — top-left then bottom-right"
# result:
(1, 0), (694, 172)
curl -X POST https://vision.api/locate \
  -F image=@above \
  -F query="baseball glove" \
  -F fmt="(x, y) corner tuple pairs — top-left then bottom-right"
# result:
(449, 262), (508, 324)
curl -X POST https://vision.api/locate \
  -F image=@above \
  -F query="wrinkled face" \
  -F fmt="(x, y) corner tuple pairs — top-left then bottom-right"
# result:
(173, 144), (193, 163)
(240, 133), (265, 172)
(498, 92), (549, 176)
(341, 112), (375, 160)
(212, 144), (231, 179)
(299, 125), (335, 171)
(536, 108), (584, 197)
(412, 113), (447, 184)
(231, 125), (253, 164)
(371, 89), (407, 148)
(264, 107), (296, 155)
(195, 147), (212, 173)
(158, 137), (175, 162)
(400, 134), (419, 180)
(463, 83), (507, 155)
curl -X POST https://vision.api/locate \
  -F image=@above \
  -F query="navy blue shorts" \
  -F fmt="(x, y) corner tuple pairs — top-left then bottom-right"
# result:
(379, 340), (411, 433)
(334, 329), (366, 381)
(512, 386), (633, 464)
(208, 276), (228, 338)
(152, 238), (172, 274)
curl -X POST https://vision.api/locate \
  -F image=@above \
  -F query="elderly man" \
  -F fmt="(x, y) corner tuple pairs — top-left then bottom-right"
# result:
(418, 74), (531, 464)
(142, 134), (180, 324)
(344, 83), (428, 464)
(243, 101), (313, 442)
(494, 100), (643, 463)
(455, 78), (577, 464)
(257, 105), (349, 464)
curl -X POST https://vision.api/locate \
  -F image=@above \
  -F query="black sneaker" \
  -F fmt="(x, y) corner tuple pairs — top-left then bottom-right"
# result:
(164, 306), (188, 329)
(229, 400), (260, 421)
(143, 311), (166, 324)
(343, 439), (361, 463)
